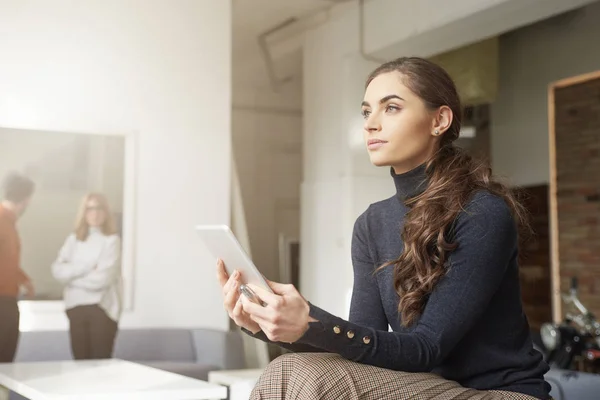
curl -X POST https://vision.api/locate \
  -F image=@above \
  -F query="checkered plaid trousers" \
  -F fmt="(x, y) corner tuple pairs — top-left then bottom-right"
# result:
(250, 353), (546, 400)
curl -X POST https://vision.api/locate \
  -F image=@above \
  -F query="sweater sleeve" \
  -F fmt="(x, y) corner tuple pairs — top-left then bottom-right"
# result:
(51, 235), (96, 284)
(349, 211), (389, 330)
(241, 328), (330, 353)
(295, 194), (518, 372)
(0, 217), (29, 285)
(69, 236), (121, 291)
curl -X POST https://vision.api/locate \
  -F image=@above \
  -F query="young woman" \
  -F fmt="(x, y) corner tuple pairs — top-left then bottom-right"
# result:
(217, 57), (551, 400)
(52, 192), (122, 360)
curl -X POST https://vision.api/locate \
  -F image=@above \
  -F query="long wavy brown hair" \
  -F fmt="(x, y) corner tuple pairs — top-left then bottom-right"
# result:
(368, 57), (531, 327)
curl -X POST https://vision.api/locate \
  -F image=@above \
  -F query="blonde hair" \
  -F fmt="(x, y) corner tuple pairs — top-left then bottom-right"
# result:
(74, 192), (117, 241)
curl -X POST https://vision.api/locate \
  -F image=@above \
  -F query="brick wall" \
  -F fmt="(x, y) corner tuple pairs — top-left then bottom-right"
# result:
(554, 76), (600, 317)
(516, 185), (552, 330)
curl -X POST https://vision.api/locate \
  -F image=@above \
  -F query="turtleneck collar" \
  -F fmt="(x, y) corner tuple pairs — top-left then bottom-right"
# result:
(391, 163), (429, 202)
(89, 226), (102, 235)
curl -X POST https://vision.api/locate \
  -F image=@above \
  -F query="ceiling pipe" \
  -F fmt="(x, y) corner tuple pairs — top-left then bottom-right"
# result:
(255, 0), (384, 91)
(358, 0), (387, 64)
(257, 17), (298, 92)
(255, 1), (358, 92)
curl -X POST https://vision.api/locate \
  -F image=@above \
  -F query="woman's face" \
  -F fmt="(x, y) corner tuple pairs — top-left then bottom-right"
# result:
(85, 198), (106, 227)
(361, 71), (441, 174)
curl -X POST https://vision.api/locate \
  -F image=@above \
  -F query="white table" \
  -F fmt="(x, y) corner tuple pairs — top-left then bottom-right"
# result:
(208, 369), (263, 400)
(0, 359), (227, 400)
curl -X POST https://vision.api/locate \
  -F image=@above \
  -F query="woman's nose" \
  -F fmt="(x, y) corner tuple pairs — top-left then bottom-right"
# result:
(364, 115), (381, 133)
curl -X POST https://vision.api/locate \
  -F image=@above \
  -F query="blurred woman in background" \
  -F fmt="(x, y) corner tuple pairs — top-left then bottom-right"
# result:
(52, 192), (122, 360)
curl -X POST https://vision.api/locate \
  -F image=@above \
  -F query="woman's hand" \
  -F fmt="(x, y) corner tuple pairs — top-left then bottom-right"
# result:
(216, 259), (261, 334)
(241, 281), (316, 343)
(22, 280), (35, 299)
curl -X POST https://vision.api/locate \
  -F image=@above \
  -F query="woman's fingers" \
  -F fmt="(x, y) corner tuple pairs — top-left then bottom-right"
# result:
(216, 259), (229, 287)
(232, 298), (262, 333)
(222, 270), (241, 297)
(217, 259), (241, 295)
(241, 295), (274, 321)
(246, 312), (278, 341)
(224, 279), (241, 313)
(218, 259), (263, 334)
(246, 284), (281, 308)
(265, 279), (294, 295)
(232, 298), (248, 324)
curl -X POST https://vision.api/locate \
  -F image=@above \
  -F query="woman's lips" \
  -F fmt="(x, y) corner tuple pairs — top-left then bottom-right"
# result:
(367, 139), (387, 150)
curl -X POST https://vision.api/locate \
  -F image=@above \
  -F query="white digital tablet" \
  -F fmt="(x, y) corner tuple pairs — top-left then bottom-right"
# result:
(195, 224), (273, 293)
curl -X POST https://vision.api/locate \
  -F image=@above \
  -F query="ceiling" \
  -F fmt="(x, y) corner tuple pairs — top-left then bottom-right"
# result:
(232, 0), (342, 57)
(231, 0), (352, 87)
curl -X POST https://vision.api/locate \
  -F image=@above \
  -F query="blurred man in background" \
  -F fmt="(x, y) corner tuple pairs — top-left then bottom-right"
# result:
(0, 172), (36, 362)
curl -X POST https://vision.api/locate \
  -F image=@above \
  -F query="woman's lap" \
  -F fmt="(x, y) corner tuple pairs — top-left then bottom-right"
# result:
(250, 353), (541, 400)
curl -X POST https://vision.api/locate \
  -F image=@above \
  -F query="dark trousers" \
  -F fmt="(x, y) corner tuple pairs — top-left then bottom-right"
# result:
(66, 304), (118, 360)
(0, 296), (19, 362)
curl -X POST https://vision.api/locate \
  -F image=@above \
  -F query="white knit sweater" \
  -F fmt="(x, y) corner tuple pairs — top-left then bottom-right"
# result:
(51, 228), (122, 322)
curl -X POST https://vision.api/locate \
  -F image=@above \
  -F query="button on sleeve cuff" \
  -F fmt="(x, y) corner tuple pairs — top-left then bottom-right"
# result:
(297, 302), (375, 360)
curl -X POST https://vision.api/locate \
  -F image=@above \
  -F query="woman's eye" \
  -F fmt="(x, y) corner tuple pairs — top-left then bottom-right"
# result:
(386, 105), (400, 112)
(361, 109), (371, 119)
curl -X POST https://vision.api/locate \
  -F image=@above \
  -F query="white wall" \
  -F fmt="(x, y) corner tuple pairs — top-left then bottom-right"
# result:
(0, 0), (232, 330)
(301, 7), (393, 317)
(492, 2), (600, 186)
(232, 79), (303, 282)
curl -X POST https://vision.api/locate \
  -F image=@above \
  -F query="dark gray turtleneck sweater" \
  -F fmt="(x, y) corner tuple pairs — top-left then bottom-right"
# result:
(246, 164), (551, 399)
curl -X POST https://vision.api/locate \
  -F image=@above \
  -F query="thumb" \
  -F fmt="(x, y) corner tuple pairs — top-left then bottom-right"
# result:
(266, 279), (293, 295)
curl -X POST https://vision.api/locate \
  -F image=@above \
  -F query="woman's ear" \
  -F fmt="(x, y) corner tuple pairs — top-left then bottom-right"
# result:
(431, 106), (453, 137)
